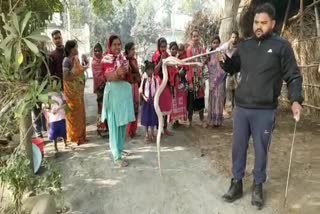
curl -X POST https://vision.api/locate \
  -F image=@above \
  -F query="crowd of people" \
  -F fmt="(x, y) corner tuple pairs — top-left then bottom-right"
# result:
(31, 3), (304, 210)
(36, 29), (241, 159)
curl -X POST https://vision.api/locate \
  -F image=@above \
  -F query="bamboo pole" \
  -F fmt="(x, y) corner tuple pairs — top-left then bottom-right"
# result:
(315, 0), (320, 36)
(293, 36), (320, 43)
(281, 0), (292, 36)
(280, 99), (320, 110)
(303, 84), (320, 88)
(298, 64), (319, 68)
(300, 0), (305, 65)
(300, 0), (304, 39)
(283, 83), (320, 87)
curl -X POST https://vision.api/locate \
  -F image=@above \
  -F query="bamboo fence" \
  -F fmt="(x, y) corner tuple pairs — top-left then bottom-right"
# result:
(280, 1), (320, 117)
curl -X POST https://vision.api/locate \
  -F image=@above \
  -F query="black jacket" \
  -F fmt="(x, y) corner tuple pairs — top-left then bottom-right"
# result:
(221, 34), (303, 109)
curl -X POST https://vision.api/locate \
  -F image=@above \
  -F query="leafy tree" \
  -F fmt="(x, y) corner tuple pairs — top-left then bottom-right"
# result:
(68, 0), (92, 28)
(90, 0), (115, 16)
(179, 0), (203, 15)
(90, 0), (137, 49)
(0, 0), (63, 30)
(89, 0), (128, 17)
(0, 1), (62, 169)
(131, 2), (161, 60)
(185, 10), (220, 48)
(0, 1), (63, 212)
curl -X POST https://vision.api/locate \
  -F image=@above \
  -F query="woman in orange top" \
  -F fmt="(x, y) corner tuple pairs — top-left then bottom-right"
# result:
(62, 40), (86, 145)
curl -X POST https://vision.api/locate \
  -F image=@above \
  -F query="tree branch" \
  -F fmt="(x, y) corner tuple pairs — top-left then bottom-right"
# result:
(10, 0), (22, 13)
(288, 0), (320, 22)
(0, 100), (15, 118)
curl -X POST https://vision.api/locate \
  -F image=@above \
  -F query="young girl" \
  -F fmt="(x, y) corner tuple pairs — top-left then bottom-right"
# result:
(169, 42), (188, 127)
(92, 43), (108, 137)
(140, 61), (159, 143)
(152, 37), (173, 136)
(43, 88), (68, 153)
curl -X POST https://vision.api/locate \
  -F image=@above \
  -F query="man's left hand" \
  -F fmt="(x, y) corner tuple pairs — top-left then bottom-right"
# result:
(291, 102), (302, 122)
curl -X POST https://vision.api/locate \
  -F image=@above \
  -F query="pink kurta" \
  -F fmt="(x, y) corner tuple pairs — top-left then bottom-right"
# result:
(152, 50), (173, 115)
(171, 74), (187, 122)
(186, 45), (206, 98)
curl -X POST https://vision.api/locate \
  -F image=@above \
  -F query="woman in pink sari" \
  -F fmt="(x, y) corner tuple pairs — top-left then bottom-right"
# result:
(207, 36), (226, 127)
(124, 42), (141, 138)
(92, 43), (108, 136)
(152, 37), (173, 136)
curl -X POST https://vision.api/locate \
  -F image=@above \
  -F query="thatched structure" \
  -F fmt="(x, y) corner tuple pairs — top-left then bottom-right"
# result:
(239, 0), (320, 117)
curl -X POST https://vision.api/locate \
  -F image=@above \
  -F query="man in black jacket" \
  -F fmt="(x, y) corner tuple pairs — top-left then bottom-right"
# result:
(217, 3), (303, 209)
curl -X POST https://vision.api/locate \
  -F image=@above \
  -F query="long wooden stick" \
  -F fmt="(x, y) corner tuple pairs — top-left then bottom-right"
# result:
(284, 119), (298, 207)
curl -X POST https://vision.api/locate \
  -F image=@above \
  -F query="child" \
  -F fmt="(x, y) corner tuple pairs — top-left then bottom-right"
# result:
(152, 37), (173, 136)
(170, 42), (188, 127)
(43, 90), (68, 153)
(140, 61), (159, 143)
(177, 44), (189, 91)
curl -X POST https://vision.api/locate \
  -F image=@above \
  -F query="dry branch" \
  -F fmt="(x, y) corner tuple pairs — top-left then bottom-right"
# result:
(289, 0), (320, 22)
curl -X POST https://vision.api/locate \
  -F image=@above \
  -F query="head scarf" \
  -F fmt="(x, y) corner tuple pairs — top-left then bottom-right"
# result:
(101, 35), (127, 75)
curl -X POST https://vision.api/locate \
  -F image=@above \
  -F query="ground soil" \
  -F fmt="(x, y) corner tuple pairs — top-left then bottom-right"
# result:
(2, 80), (320, 214)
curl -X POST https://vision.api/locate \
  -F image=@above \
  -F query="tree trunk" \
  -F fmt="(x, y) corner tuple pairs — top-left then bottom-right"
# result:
(19, 112), (34, 171)
(219, 0), (241, 43)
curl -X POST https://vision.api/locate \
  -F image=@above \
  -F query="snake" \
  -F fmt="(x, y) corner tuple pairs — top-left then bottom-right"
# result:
(154, 56), (203, 175)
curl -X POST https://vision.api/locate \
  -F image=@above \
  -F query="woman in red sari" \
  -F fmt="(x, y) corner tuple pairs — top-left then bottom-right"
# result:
(152, 37), (173, 136)
(124, 42), (141, 138)
(92, 43), (108, 137)
(186, 30), (207, 128)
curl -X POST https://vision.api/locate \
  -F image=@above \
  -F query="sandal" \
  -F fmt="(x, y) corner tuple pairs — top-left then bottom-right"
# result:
(202, 122), (208, 128)
(164, 130), (174, 136)
(144, 135), (151, 144)
(122, 150), (131, 157)
(114, 159), (129, 168)
(151, 134), (156, 143)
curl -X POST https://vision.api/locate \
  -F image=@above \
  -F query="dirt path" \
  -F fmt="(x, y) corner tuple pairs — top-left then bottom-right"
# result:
(48, 80), (319, 214)
(54, 131), (277, 214)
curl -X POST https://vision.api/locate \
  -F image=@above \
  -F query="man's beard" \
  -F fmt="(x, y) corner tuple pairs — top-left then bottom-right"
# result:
(253, 30), (273, 40)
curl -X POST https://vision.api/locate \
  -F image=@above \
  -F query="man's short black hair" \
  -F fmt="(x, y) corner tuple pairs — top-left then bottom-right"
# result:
(51, 30), (61, 37)
(231, 31), (239, 37)
(254, 3), (276, 20)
